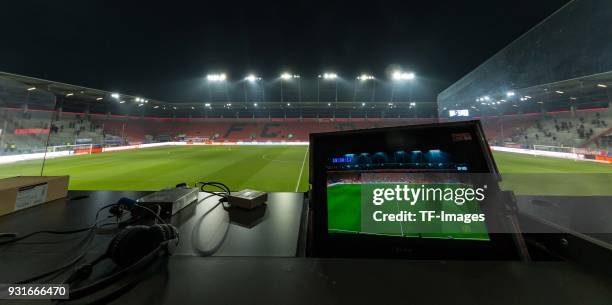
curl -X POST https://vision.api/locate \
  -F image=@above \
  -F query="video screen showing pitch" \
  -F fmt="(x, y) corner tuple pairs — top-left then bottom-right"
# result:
(326, 149), (490, 241)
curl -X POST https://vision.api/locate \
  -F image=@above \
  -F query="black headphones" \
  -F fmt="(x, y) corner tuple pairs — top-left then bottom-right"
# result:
(63, 223), (179, 301)
(107, 224), (179, 267)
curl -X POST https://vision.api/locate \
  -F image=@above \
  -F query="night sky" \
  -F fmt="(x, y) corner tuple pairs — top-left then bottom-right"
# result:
(0, 0), (569, 103)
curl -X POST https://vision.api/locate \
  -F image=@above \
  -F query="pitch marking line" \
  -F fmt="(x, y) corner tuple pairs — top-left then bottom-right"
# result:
(295, 148), (309, 192)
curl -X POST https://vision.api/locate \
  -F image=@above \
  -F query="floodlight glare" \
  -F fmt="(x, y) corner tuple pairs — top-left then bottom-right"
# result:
(204, 103), (211, 107)
(322, 72), (338, 80)
(286, 103), (291, 106)
(392, 70), (415, 81)
(96, 97), (103, 101)
(245, 74), (261, 82)
(597, 84), (607, 88)
(27, 87), (36, 91)
(280, 72), (299, 80)
(207, 73), (227, 82)
(357, 74), (375, 81)
(361, 102), (366, 107)
(506, 91), (515, 97)
(111, 93), (120, 99)
(253, 103), (258, 107)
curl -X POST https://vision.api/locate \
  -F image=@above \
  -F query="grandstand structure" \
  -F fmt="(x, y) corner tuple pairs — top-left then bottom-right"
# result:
(0, 0), (611, 162)
(439, 0), (612, 153)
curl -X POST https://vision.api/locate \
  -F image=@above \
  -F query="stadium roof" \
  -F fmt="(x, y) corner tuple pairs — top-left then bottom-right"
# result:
(0, 71), (437, 118)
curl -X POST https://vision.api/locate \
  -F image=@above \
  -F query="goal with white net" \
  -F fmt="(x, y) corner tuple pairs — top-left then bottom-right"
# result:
(532, 145), (580, 160)
(47, 144), (94, 155)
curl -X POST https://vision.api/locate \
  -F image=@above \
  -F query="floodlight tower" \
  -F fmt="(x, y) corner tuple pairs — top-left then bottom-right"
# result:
(390, 70), (415, 102)
(243, 74), (262, 102)
(280, 72), (300, 103)
(206, 73), (228, 102)
(355, 74), (375, 102)
(318, 72), (339, 103)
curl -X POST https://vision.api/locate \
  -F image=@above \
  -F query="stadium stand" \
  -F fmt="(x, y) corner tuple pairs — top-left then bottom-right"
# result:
(2, 106), (611, 156)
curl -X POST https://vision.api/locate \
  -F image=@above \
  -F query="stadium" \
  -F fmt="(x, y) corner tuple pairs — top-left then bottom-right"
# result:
(1, 0), (612, 303)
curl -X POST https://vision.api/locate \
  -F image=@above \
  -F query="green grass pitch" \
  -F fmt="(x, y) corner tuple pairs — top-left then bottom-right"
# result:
(328, 183), (490, 240)
(0, 146), (610, 194)
(0, 145), (310, 192)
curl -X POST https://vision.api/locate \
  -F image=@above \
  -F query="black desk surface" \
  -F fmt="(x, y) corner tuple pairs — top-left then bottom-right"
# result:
(1, 191), (611, 305)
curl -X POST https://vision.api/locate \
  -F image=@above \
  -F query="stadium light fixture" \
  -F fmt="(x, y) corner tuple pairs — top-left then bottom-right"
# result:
(245, 74), (262, 82)
(207, 73), (227, 82)
(253, 103), (258, 107)
(27, 87), (36, 91)
(555, 90), (564, 94)
(391, 70), (415, 81)
(361, 102), (366, 107)
(327, 103), (331, 106)
(483, 96), (490, 101)
(597, 84), (607, 88)
(409, 102), (416, 107)
(111, 93), (120, 99)
(506, 91), (515, 97)
(357, 74), (375, 81)
(286, 103), (291, 106)
(119, 100), (126, 104)
(96, 97), (103, 101)
(321, 72), (338, 80)
(280, 72), (300, 80)
(66, 93), (74, 97)
(204, 103), (211, 107)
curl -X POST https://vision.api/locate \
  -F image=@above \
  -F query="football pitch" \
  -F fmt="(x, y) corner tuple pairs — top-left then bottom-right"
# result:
(0, 146), (610, 195)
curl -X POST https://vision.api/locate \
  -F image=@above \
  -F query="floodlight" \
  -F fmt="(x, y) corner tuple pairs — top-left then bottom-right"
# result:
(253, 103), (258, 107)
(96, 97), (103, 101)
(287, 103), (291, 106)
(409, 102), (416, 106)
(392, 70), (415, 81)
(111, 93), (120, 99)
(322, 72), (338, 80)
(119, 100), (126, 104)
(597, 84), (607, 88)
(204, 103), (211, 107)
(555, 90), (564, 94)
(207, 73), (227, 82)
(327, 103), (331, 106)
(27, 87), (36, 91)
(153, 105), (159, 109)
(483, 96), (490, 101)
(506, 91), (515, 97)
(280, 72), (299, 80)
(66, 93), (74, 97)
(245, 74), (261, 82)
(361, 102), (366, 107)
(357, 74), (375, 81)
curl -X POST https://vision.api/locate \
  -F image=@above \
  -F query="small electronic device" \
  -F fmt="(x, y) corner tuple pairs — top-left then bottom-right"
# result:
(228, 189), (267, 210)
(137, 188), (199, 218)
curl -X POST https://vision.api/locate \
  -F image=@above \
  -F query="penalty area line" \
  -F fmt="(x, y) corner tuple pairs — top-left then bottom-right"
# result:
(295, 148), (309, 192)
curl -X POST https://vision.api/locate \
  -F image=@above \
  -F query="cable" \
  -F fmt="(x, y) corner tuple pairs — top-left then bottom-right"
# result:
(9, 204), (124, 284)
(15, 217), (116, 284)
(133, 204), (167, 224)
(0, 203), (118, 246)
